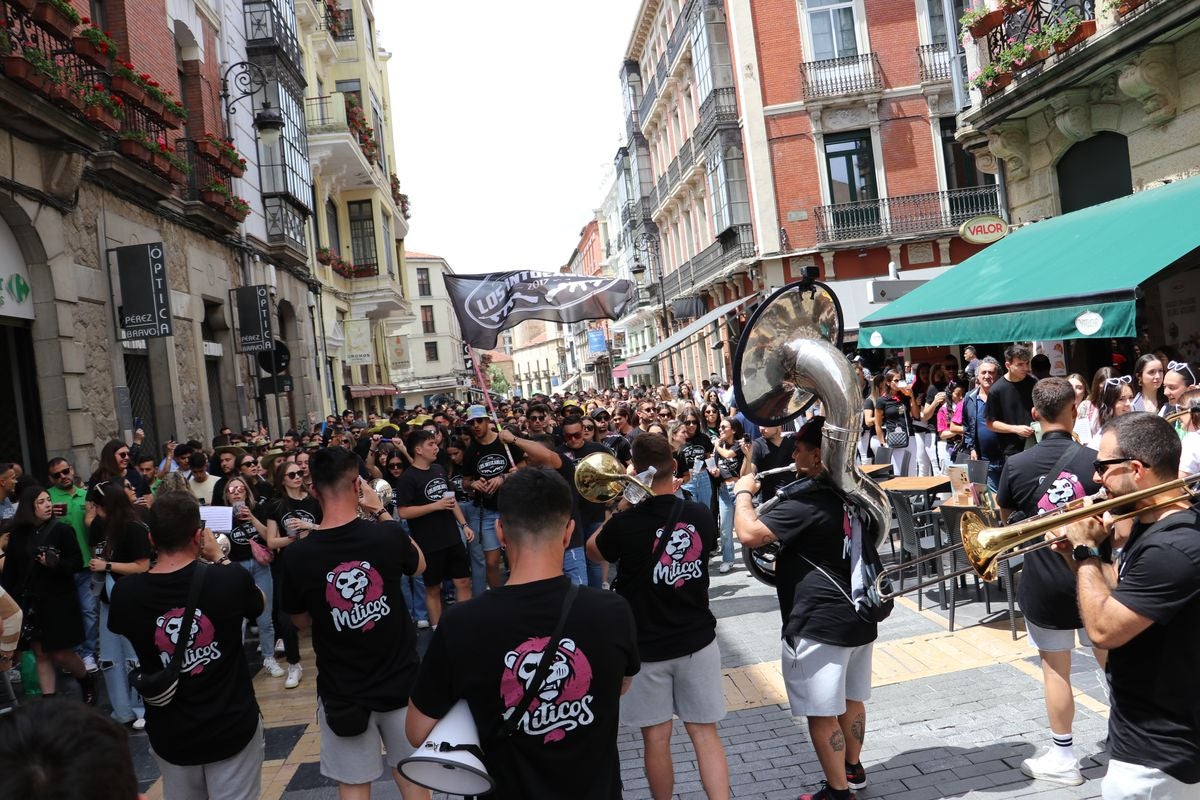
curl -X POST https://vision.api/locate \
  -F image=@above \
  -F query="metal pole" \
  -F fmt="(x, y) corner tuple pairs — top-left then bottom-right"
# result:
(271, 293), (284, 438)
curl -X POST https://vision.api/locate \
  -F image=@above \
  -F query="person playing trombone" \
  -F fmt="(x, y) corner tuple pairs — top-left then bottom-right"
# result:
(1050, 412), (1200, 800)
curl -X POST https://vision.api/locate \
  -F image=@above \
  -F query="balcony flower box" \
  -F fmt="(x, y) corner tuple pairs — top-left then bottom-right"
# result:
(110, 74), (145, 104)
(1118, 0), (1147, 13)
(117, 138), (152, 165)
(167, 165), (186, 185)
(10, 0), (37, 12)
(227, 157), (245, 178)
(1, 57), (52, 94)
(72, 36), (111, 69)
(1012, 47), (1050, 70)
(160, 106), (183, 130)
(84, 102), (120, 132)
(49, 81), (84, 111)
(141, 95), (164, 118)
(150, 150), (171, 176)
(195, 137), (225, 164)
(982, 71), (1013, 96)
(1052, 19), (1096, 53)
(31, 1), (78, 39)
(966, 9), (1005, 38)
(200, 189), (226, 209)
(316, 248), (332, 265)
(225, 203), (249, 223)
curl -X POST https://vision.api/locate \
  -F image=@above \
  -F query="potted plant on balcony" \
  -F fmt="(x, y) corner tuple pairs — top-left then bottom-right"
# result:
(73, 18), (116, 68)
(1106, 0), (1148, 15)
(139, 75), (164, 117)
(1046, 9), (1096, 53)
(960, 5), (1005, 40)
(226, 195), (250, 222)
(148, 136), (175, 177)
(112, 61), (147, 104)
(81, 82), (124, 131)
(197, 132), (227, 164)
(158, 92), (186, 129)
(968, 61), (1010, 97)
(1000, 0), (1032, 15)
(201, 178), (230, 209)
(2, 37), (58, 96)
(164, 148), (190, 184)
(49, 75), (86, 112)
(31, 0), (80, 39)
(316, 247), (333, 265)
(1011, 30), (1051, 69)
(117, 130), (153, 165)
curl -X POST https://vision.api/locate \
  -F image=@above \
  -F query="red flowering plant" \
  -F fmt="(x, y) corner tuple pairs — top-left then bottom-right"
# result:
(203, 177), (231, 197)
(228, 196), (251, 214)
(44, 0), (81, 25)
(81, 82), (125, 117)
(76, 18), (118, 56)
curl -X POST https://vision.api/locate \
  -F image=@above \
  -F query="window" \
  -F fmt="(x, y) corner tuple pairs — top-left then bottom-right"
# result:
(371, 98), (387, 172)
(381, 215), (393, 277)
(325, 199), (341, 253)
(940, 118), (994, 190)
(425, 342), (439, 362)
(691, 11), (733, 101)
(707, 138), (751, 233)
(824, 130), (876, 204)
(421, 305), (435, 335)
(1057, 132), (1132, 215)
(928, 0), (968, 45)
(417, 267), (431, 296)
(807, 0), (858, 61)
(347, 200), (377, 268)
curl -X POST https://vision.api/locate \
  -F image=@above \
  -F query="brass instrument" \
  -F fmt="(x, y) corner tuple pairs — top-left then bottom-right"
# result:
(358, 478), (396, 519)
(575, 451), (654, 505)
(756, 464), (797, 480)
(732, 278), (891, 585)
(1164, 405), (1199, 425)
(874, 472), (1200, 599)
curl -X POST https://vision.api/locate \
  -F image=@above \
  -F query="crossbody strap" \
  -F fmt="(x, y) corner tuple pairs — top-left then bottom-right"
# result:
(169, 562), (208, 672)
(499, 581), (580, 737)
(1028, 441), (1085, 516)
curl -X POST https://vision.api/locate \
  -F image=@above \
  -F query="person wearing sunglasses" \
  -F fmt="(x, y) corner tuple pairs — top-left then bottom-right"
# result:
(995, 378), (1105, 788)
(1047, 412), (1200, 798)
(462, 405), (524, 589)
(1092, 376), (1135, 446)
(46, 457), (98, 673)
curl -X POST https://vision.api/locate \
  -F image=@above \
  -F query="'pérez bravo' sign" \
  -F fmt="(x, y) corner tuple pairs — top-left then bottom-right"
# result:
(115, 243), (173, 340)
(959, 215), (1009, 244)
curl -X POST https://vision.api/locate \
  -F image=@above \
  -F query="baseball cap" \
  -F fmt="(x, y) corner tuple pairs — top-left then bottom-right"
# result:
(561, 402), (583, 416)
(795, 416), (825, 448)
(466, 405), (489, 420)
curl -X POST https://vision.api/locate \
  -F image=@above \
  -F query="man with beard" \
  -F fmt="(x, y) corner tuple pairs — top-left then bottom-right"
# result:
(462, 406), (524, 589)
(1051, 412), (1200, 800)
(963, 357), (1003, 490)
(732, 418), (876, 800)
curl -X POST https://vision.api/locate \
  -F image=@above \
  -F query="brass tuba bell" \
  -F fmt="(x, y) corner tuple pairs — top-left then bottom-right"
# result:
(574, 451), (653, 505)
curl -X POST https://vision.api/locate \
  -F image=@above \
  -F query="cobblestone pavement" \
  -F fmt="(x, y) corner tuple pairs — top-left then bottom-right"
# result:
(103, 545), (1111, 799)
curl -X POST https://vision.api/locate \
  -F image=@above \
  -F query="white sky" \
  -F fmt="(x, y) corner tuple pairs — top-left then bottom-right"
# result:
(375, 1), (642, 275)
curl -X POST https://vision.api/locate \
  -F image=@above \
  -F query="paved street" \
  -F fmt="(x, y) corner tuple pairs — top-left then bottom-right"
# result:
(119, 547), (1111, 800)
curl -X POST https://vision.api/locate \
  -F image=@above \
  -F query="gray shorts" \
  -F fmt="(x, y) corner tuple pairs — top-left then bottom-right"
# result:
(782, 637), (873, 718)
(317, 700), (417, 785)
(153, 717), (264, 800)
(1026, 620), (1092, 653)
(620, 638), (725, 728)
(1103, 758), (1200, 800)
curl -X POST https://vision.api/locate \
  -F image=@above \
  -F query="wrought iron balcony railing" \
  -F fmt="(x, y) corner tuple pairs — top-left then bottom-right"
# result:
(696, 86), (737, 144)
(679, 138), (693, 169)
(661, 223), (756, 299)
(917, 43), (951, 83)
(799, 53), (882, 99)
(656, 173), (668, 207)
(244, 0), (304, 72)
(813, 185), (1001, 244)
(667, 156), (680, 193)
(637, 72), (658, 124)
(333, 7), (355, 41)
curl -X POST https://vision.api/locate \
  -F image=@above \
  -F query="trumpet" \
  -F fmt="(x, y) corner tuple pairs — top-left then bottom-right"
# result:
(575, 451), (654, 505)
(874, 471), (1200, 599)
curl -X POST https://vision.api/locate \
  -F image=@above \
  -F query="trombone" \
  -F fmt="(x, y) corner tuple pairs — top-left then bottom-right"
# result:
(874, 471), (1200, 600)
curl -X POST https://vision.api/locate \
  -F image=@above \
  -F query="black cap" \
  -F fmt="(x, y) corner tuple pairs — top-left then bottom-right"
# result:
(795, 416), (825, 448)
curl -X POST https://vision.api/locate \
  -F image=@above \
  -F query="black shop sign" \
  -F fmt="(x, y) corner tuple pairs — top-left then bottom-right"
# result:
(114, 243), (173, 340)
(234, 284), (275, 353)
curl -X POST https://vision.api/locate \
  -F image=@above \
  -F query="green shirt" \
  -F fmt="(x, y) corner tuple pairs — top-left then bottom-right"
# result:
(46, 484), (89, 564)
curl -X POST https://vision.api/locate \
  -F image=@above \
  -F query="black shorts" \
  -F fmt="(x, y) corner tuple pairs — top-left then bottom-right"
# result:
(423, 542), (470, 585)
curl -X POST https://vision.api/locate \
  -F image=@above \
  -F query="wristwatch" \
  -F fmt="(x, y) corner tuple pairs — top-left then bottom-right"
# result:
(105, 561), (112, 573)
(1071, 544), (1103, 563)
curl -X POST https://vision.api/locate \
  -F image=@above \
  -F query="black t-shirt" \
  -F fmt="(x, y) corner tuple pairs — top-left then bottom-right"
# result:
(714, 442), (743, 482)
(393, 464), (460, 554)
(557, 442), (610, 526)
(861, 397), (875, 434)
(752, 436), (795, 500)
(1107, 509), (1200, 783)
(279, 519), (422, 709)
(88, 518), (153, 600)
(464, 436), (524, 511)
(263, 494), (322, 546)
(108, 562), (264, 766)
(997, 432), (1100, 629)
(595, 495), (717, 661)
(447, 467), (469, 503)
(678, 433), (714, 475)
(600, 434), (632, 465)
(408, 576), (639, 800)
(986, 375), (1037, 458)
(876, 394), (914, 436)
(760, 486), (877, 647)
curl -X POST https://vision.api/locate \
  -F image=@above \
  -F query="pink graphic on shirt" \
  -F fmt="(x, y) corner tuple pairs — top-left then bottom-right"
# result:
(324, 560), (391, 632)
(500, 636), (596, 743)
(154, 607), (221, 675)
(1036, 471), (1086, 515)
(651, 522), (705, 587)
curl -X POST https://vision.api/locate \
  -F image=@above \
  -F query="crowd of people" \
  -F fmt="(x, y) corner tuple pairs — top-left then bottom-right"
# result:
(0, 345), (1196, 800)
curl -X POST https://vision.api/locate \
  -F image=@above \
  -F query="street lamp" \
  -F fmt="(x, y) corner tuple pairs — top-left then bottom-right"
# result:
(632, 232), (675, 385)
(221, 61), (286, 149)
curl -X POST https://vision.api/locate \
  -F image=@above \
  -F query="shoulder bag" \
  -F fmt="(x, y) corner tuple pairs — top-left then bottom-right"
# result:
(884, 398), (910, 449)
(128, 561), (207, 707)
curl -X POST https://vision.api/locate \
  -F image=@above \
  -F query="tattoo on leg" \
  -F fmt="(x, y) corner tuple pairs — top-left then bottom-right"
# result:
(828, 729), (845, 753)
(850, 715), (865, 745)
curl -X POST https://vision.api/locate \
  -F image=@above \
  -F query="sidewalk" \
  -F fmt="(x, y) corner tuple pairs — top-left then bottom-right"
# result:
(125, 552), (1111, 799)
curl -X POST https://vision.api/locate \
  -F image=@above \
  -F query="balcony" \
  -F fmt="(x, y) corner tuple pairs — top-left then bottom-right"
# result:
(679, 138), (693, 170)
(813, 185), (1001, 244)
(625, 107), (641, 143)
(661, 223), (756, 298)
(799, 53), (882, 99)
(655, 173), (668, 208)
(974, 0), (1096, 103)
(696, 86), (737, 144)
(305, 93), (384, 191)
(667, 156), (681, 193)
(244, 0), (304, 75)
(334, 7), (356, 41)
(637, 72), (658, 126)
(917, 43), (951, 83)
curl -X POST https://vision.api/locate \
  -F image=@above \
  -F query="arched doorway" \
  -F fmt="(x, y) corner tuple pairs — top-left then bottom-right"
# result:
(1057, 132), (1133, 214)
(0, 209), (47, 470)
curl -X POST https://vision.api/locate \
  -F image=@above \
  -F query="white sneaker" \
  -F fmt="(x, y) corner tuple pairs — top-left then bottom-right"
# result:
(82, 655), (99, 673)
(284, 664), (303, 689)
(262, 657), (285, 678)
(719, 563), (732, 574)
(1020, 749), (1083, 786)
(416, 619), (431, 629)
(132, 718), (146, 731)
(274, 639), (285, 656)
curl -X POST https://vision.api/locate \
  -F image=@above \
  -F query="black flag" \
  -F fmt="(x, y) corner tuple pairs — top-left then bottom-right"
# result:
(444, 270), (636, 350)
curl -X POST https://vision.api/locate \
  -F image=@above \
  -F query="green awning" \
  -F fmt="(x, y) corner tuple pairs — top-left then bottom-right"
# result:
(859, 176), (1200, 348)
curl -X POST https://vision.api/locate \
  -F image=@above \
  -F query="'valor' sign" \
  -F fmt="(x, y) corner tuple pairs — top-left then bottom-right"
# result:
(114, 243), (173, 340)
(959, 215), (1010, 244)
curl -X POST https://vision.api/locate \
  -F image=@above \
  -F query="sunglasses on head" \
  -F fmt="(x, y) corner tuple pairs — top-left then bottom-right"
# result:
(1105, 375), (1133, 387)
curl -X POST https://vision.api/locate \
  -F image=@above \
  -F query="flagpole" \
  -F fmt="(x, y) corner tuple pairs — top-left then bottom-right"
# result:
(468, 344), (518, 466)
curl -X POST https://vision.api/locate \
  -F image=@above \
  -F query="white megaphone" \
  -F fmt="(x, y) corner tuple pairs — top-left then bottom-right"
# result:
(398, 699), (494, 796)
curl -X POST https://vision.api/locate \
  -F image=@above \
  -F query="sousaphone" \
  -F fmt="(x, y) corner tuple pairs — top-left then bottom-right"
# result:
(732, 276), (891, 585)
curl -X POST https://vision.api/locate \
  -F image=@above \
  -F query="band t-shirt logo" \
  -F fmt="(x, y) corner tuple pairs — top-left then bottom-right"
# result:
(325, 559), (391, 632)
(652, 522), (704, 587)
(476, 454), (509, 477)
(423, 477), (450, 502)
(1036, 471), (1086, 515)
(154, 607), (221, 674)
(500, 636), (595, 743)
